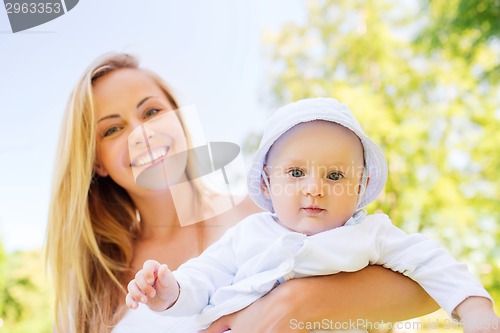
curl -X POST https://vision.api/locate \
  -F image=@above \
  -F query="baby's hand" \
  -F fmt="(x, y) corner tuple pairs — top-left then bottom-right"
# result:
(462, 312), (500, 333)
(126, 259), (180, 312)
(455, 297), (500, 333)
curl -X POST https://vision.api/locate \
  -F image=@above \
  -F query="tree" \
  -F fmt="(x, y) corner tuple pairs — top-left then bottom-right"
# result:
(416, 0), (500, 82)
(0, 243), (27, 323)
(259, 0), (500, 302)
(0, 245), (53, 332)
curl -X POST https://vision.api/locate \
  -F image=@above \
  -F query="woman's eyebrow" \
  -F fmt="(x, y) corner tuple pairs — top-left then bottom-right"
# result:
(136, 96), (160, 109)
(97, 96), (161, 123)
(97, 114), (121, 123)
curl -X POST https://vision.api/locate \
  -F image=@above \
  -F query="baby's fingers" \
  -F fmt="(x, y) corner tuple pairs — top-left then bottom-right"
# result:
(154, 264), (179, 305)
(125, 292), (140, 309)
(142, 259), (161, 284)
(134, 269), (156, 298)
(126, 280), (148, 309)
(157, 264), (176, 289)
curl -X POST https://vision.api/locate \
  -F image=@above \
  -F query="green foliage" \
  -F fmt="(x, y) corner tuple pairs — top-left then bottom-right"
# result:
(259, 0), (500, 299)
(416, 0), (500, 82)
(0, 247), (53, 333)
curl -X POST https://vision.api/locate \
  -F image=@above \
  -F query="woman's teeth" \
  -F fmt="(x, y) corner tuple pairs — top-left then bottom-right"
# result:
(132, 147), (169, 167)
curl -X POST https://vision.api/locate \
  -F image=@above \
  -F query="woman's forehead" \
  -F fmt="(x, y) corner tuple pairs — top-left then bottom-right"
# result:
(92, 69), (170, 116)
(93, 68), (160, 95)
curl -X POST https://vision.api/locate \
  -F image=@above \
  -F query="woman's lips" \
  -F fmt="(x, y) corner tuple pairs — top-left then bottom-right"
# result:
(130, 146), (169, 167)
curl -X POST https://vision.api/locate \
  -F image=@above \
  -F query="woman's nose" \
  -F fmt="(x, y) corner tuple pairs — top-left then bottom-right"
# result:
(302, 175), (324, 197)
(129, 123), (155, 146)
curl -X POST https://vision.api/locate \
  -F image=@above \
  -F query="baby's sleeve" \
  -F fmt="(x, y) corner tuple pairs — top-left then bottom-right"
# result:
(161, 226), (239, 317)
(374, 219), (493, 316)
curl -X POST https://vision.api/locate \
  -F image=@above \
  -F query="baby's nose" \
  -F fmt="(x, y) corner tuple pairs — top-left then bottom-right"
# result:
(302, 176), (324, 197)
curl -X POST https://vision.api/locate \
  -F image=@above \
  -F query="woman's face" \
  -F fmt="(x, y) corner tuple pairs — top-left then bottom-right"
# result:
(93, 68), (187, 194)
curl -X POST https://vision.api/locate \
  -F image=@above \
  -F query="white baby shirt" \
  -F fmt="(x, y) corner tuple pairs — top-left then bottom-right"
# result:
(163, 212), (491, 328)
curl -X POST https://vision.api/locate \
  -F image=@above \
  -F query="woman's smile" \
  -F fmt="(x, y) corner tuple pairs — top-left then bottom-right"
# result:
(130, 146), (170, 167)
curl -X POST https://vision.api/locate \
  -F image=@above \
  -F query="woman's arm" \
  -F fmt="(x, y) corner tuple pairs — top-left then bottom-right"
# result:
(202, 265), (439, 333)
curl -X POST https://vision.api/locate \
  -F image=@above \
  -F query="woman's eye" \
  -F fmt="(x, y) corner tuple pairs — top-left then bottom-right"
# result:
(103, 126), (120, 137)
(288, 169), (305, 178)
(327, 172), (343, 181)
(144, 108), (161, 118)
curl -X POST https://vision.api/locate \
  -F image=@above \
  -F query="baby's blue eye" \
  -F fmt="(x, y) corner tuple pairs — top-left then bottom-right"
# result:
(144, 108), (161, 118)
(327, 172), (343, 181)
(288, 169), (305, 178)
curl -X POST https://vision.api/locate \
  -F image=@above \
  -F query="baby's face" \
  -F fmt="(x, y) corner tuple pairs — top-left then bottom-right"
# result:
(264, 120), (365, 235)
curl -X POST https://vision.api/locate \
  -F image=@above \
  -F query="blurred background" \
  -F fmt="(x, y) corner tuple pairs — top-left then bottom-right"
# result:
(0, 0), (499, 331)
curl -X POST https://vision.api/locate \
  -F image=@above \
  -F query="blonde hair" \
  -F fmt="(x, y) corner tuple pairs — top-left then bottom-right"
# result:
(45, 53), (202, 332)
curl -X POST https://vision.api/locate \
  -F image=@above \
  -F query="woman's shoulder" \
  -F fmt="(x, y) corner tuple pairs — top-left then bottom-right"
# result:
(201, 195), (263, 246)
(204, 195), (262, 227)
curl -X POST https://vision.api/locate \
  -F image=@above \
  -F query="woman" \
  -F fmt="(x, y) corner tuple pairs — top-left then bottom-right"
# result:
(45, 53), (438, 333)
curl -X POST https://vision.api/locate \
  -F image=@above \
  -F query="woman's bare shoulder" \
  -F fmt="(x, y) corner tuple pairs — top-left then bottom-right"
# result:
(205, 195), (261, 226)
(202, 195), (262, 244)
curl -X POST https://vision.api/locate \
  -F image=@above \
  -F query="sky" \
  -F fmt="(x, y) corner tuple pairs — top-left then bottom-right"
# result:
(0, 0), (305, 252)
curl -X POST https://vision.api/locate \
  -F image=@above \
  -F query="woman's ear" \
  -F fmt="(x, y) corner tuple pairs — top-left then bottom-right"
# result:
(261, 165), (271, 199)
(94, 159), (108, 177)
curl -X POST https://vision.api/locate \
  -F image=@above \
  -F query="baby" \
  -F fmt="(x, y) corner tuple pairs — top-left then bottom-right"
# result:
(126, 98), (499, 332)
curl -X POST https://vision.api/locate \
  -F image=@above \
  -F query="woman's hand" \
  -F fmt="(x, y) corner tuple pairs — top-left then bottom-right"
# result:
(200, 282), (306, 333)
(201, 266), (439, 333)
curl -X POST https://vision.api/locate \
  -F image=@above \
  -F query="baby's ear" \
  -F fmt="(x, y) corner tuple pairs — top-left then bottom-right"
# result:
(94, 159), (108, 177)
(358, 176), (370, 194)
(261, 165), (271, 199)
